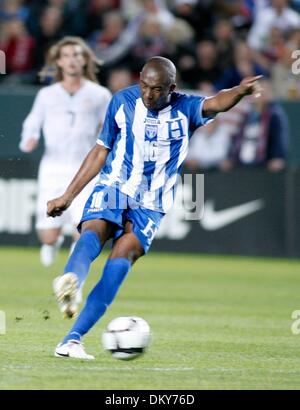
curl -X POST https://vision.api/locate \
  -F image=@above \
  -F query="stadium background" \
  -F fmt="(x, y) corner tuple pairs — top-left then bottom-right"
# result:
(1, 0), (300, 390)
(1, 0), (300, 257)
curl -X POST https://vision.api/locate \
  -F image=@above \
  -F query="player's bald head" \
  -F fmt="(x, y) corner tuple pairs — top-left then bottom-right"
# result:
(141, 56), (176, 86)
(140, 56), (177, 110)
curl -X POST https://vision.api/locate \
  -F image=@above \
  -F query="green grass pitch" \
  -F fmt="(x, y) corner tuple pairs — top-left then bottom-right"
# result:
(1, 247), (300, 390)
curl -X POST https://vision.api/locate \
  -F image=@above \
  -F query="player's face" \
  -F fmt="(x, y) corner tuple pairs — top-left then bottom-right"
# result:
(57, 45), (86, 78)
(140, 69), (176, 111)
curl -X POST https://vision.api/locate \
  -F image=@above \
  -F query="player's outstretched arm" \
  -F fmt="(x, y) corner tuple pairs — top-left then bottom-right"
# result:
(203, 75), (263, 117)
(47, 144), (109, 217)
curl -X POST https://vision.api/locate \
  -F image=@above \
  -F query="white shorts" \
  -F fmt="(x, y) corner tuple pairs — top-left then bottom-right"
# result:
(35, 161), (97, 232)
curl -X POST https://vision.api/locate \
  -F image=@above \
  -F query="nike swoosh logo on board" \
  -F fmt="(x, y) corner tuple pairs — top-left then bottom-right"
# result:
(200, 199), (265, 231)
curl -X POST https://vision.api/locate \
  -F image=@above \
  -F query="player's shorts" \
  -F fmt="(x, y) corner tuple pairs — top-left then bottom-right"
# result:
(79, 184), (165, 254)
(35, 162), (96, 232)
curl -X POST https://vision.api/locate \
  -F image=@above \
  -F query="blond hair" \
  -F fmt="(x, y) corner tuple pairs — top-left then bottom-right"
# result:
(39, 36), (103, 84)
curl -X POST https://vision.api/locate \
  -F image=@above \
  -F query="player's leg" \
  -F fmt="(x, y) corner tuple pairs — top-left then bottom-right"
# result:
(57, 206), (163, 353)
(56, 222), (143, 357)
(53, 184), (123, 319)
(78, 209), (163, 331)
(68, 177), (96, 258)
(54, 195), (163, 359)
(38, 228), (62, 246)
(53, 219), (113, 319)
(36, 166), (66, 267)
(37, 224), (64, 268)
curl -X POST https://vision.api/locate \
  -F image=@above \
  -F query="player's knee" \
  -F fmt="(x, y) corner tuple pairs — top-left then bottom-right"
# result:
(110, 245), (143, 263)
(81, 220), (111, 246)
(38, 230), (61, 245)
(128, 247), (144, 264)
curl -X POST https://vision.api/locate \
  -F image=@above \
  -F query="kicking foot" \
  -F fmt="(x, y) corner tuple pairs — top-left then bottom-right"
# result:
(53, 273), (80, 319)
(54, 340), (95, 360)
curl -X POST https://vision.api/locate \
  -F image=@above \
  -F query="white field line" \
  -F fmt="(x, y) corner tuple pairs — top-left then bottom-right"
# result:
(1, 364), (194, 372)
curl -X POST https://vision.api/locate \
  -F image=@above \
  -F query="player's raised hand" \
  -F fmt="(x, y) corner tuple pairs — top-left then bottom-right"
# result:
(238, 75), (263, 98)
(47, 195), (72, 217)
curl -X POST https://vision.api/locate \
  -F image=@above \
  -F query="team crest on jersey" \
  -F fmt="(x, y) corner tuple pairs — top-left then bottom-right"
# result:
(145, 124), (158, 139)
(144, 117), (160, 139)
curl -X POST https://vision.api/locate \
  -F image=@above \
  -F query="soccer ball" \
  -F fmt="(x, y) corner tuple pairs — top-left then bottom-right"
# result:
(102, 316), (151, 360)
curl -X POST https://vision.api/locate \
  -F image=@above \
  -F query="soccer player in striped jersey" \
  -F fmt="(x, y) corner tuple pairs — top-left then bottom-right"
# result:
(47, 56), (262, 359)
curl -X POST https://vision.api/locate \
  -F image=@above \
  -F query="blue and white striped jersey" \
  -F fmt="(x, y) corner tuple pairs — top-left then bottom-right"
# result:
(97, 85), (212, 213)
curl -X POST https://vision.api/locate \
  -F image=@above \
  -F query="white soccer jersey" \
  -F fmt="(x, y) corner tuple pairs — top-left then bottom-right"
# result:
(97, 85), (212, 213)
(20, 80), (112, 173)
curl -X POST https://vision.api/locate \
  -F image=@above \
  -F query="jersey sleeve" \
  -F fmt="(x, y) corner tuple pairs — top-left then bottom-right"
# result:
(19, 89), (45, 151)
(188, 95), (214, 132)
(97, 93), (121, 150)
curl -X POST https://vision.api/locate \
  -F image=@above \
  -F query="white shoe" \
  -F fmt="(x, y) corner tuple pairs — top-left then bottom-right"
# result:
(40, 236), (64, 267)
(53, 273), (79, 319)
(54, 340), (95, 360)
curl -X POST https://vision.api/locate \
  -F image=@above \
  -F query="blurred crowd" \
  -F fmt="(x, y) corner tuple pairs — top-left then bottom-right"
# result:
(0, 0), (298, 171)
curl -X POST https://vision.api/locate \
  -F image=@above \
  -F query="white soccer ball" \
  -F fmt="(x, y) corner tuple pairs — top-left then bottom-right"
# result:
(102, 316), (151, 360)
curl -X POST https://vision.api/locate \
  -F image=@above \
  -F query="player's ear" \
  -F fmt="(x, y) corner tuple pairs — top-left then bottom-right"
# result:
(169, 83), (176, 94)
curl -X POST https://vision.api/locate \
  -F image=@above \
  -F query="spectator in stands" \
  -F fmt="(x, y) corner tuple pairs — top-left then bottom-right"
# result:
(86, 0), (119, 36)
(121, 0), (176, 25)
(248, 0), (300, 69)
(33, 6), (65, 71)
(271, 28), (300, 100)
(1, 0), (299, 94)
(120, 0), (144, 20)
(216, 40), (268, 90)
(213, 19), (235, 71)
(129, 16), (170, 74)
(0, 18), (35, 82)
(223, 80), (289, 172)
(185, 117), (232, 171)
(88, 10), (140, 70)
(0, 0), (29, 22)
(263, 25), (287, 63)
(163, 17), (195, 73)
(23, 0), (45, 38)
(214, 0), (271, 29)
(138, 0), (175, 29)
(89, 10), (125, 54)
(172, 0), (213, 41)
(179, 40), (221, 89)
(59, 0), (88, 37)
(107, 66), (134, 93)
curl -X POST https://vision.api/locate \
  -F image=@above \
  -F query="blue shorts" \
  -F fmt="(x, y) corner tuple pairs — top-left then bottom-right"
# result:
(78, 184), (164, 254)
